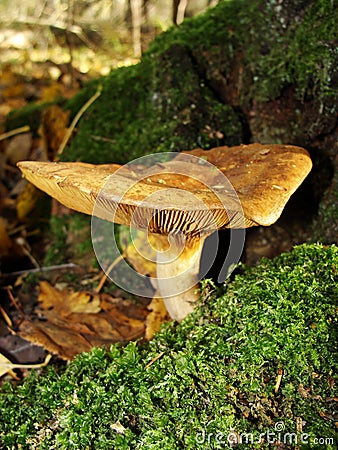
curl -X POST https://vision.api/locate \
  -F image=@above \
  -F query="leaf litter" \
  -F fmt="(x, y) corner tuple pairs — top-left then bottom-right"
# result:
(0, 62), (168, 378)
(17, 280), (153, 360)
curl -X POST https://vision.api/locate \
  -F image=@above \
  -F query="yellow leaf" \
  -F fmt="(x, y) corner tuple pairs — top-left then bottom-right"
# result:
(38, 281), (101, 315)
(124, 229), (157, 277)
(145, 295), (169, 340)
(16, 182), (43, 221)
(40, 83), (63, 102)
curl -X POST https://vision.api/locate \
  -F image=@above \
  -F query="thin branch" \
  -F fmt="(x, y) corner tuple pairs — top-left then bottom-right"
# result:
(57, 84), (102, 156)
(95, 252), (126, 294)
(1, 263), (79, 278)
(145, 352), (165, 369)
(0, 126), (30, 142)
(1, 353), (52, 370)
(130, 0), (142, 57)
(176, 0), (188, 25)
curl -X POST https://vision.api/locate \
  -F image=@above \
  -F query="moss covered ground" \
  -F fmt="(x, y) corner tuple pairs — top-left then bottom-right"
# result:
(1, 243), (337, 449)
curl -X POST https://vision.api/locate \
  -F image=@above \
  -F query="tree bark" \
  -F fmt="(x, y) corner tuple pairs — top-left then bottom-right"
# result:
(130, 0), (142, 56)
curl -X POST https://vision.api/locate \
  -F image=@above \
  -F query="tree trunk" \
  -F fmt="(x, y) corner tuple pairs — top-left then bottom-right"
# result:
(130, 0), (142, 56)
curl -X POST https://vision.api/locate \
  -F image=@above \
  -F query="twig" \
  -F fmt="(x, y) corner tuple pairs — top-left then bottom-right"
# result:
(275, 368), (283, 393)
(2, 353), (52, 370)
(57, 84), (102, 156)
(95, 253), (126, 294)
(0, 126), (30, 141)
(130, 0), (142, 57)
(0, 305), (12, 327)
(176, 0), (188, 25)
(0, 263), (79, 278)
(6, 287), (24, 326)
(145, 351), (165, 369)
(65, 0), (75, 88)
(15, 237), (40, 269)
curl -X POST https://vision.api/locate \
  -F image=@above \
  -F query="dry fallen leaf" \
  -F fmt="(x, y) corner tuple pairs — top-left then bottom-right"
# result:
(39, 105), (70, 158)
(2, 83), (25, 100)
(38, 280), (101, 315)
(145, 296), (169, 340)
(40, 83), (64, 103)
(19, 282), (148, 360)
(0, 217), (12, 255)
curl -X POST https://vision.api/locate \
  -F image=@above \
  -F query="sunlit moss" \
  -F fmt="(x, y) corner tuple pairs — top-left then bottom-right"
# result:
(1, 243), (336, 449)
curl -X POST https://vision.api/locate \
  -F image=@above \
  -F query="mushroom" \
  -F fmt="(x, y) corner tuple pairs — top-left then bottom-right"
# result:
(17, 143), (312, 321)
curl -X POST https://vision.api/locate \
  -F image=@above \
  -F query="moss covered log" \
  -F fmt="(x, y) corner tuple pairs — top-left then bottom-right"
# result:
(6, 0), (337, 242)
(1, 243), (337, 449)
(59, 0), (337, 165)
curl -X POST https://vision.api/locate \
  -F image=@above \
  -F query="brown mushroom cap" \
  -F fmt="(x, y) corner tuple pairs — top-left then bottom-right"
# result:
(17, 143), (312, 233)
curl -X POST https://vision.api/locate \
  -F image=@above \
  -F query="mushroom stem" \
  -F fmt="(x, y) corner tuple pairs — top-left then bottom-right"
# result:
(154, 233), (209, 321)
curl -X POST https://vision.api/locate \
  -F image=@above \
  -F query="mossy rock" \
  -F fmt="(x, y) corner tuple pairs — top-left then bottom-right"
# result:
(1, 243), (337, 448)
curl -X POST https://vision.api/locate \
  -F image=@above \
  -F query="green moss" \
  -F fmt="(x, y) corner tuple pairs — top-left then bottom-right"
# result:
(313, 169), (338, 243)
(68, 213), (93, 258)
(56, 0), (336, 165)
(44, 213), (94, 266)
(44, 214), (69, 266)
(149, 0), (337, 102)
(1, 243), (337, 449)
(62, 53), (242, 164)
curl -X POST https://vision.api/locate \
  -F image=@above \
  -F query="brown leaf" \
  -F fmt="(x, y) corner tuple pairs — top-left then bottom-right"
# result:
(38, 281), (101, 315)
(19, 282), (148, 360)
(145, 295), (169, 340)
(40, 83), (64, 103)
(0, 217), (12, 255)
(5, 132), (32, 165)
(2, 83), (25, 100)
(39, 105), (70, 158)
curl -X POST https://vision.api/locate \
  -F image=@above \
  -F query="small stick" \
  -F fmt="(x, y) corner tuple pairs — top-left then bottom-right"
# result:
(6, 287), (24, 325)
(145, 351), (165, 369)
(2, 353), (52, 370)
(0, 263), (79, 278)
(57, 84), (102, 156)
(0, 125), (30, 141)
(0, 305), (12, 327)
(95, 253), (126, 294)
(275, 368), (283, 393)
(15, 237), (40, 269)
